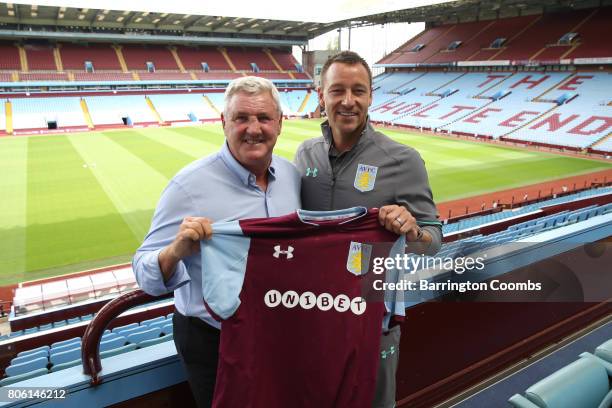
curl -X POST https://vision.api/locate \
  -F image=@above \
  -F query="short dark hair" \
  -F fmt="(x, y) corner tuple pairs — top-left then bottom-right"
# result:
(320, 51), (372, 88)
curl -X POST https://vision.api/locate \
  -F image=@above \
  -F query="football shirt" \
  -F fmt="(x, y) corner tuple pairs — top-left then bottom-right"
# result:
(202, 207), (405, 408)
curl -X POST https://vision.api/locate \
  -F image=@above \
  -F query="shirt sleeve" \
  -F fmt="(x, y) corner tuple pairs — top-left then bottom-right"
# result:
(293, 142), (306, 174)
(132, 180), (192, 296)
(394, 149), (442, 255)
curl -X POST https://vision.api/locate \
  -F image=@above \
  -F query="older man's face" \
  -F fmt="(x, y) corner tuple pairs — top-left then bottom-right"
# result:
(222, 91), (282, 173)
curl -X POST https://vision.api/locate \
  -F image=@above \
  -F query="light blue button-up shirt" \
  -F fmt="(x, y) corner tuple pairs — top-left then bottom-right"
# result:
(133, 142), (301, 328)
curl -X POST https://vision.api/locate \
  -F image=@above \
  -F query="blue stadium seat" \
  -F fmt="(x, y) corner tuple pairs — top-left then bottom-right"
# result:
(67, 317), (81, 325)
(101, 331), (122, 342)
(51, 337), (81, 349)
(17, 345), (49, 358)
(166, 313), (174, 320)
(50, 359), (82, 373)
(141, 316), (166, 327)
(100, 336), (127, 352)
(127, 327), (162, 345)
(11, 350), (48, 366)
(5, 356), (49, 376)
(138, 333), (174, 348)
(53, 320), (67, 328)
(118, 325), (150, 338)
(161, 323), (174, 335)
(595, 339), (612, 363)
(50, 342), (82, 357)
(0, 368), (48, 386)
(100, 343), (138, 359)
(49, 347), (81, 366)
(508, 356), (611, 408)
(146, 319), (170, 331)
(112, 323), (139, 335)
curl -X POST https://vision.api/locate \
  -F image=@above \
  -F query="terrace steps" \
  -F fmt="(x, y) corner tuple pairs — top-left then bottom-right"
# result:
(5, 101), (12, 134)
(80, 99), (94, 129)
(203, 95), (220, 115)
(18, 46), (28, 72)
(145, 97), (163, 124)
(112, 46), (129, 73)
(53, 45), (63, 72)
(474, 73), (516, 98)
(169, 47), (186, 73)
(499, 104), (559, 138)
(488, 15), (542, 61)
(528, 9), (596, 61)
(218, 48), (238, 72)
(589, 132), (612, 149)
(533, 73), (574, 102)
(298, 92), (311, 113)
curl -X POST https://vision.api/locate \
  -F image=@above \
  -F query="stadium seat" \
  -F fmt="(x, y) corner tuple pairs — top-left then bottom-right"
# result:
(112, 323), (139, 335)
(50, 359), (82, 373)
(145, 319), (170, 331)
(127, 327), (162, 345)
(51, 337), (81, 349)
(141, 316), (166, 327)
(17, 345), (50, 358)
(118, 325), (150, 339)
(138, 333), (174, 348)
(100, 336), (127, 352)
(49, 347), (81, 366)
(10, 350), (48, 366)
(100, 343), (138, 359)
(595, 339), (612, 363)
(5, 356), (49, 376)
(0, 368), (48, 386)
(161, 323), (174, 335)
(50, 342), (82, 357)
(508, 356), (611, 408)
(101, 331), (122, 342)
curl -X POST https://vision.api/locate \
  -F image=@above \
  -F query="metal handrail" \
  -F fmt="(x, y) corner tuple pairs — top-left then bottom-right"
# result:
(81, 289), (172, 385)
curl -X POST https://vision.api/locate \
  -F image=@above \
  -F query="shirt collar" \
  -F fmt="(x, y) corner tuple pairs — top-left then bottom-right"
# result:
(321, 116), (373, 155)
(219, 142), (276, 187)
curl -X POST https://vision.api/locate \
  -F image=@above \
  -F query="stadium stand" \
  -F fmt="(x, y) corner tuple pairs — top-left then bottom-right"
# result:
(0, 41), (21, 70)
(175, 45), (232, 71)
(0, 3), (609, 407)
(10, 97), (87, 130)
(148, 93), (218, 122)
(59, 43), (123, 71)
(121, 45), (180, 71)
(23, 43), (57, 71)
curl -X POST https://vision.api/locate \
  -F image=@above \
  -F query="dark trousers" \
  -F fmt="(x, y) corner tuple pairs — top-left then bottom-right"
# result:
(173, 311), (220, 408)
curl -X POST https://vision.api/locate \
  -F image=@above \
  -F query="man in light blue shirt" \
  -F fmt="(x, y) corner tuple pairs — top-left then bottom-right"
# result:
(133, 76), (300, 408)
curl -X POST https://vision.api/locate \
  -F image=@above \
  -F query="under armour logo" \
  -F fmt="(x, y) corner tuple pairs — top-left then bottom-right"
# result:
(273, 245), (294, 259)
(381, 346), (396, 359)
(306, 167), (318, 177)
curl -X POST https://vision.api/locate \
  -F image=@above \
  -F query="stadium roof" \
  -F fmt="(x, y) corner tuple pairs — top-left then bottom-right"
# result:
(0, 0), (608, 46)
(347, 0), (611, 26)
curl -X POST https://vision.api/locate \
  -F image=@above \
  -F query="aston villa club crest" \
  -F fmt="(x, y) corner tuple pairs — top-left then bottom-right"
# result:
(346, 241), (372, 276)
(354, 164), (378, 192)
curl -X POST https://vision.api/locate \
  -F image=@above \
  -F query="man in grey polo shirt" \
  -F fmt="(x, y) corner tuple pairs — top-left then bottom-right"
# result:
(295, 51), (442, 408)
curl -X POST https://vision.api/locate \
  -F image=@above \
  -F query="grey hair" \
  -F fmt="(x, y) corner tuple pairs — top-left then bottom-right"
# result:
(223, 76), (282, 117)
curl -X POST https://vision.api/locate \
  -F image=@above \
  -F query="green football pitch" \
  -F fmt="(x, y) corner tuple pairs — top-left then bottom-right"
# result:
(0, 119), (610, 285)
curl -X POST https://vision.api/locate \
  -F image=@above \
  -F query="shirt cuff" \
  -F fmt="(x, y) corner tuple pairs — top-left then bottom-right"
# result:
(139, 248), (190, 295)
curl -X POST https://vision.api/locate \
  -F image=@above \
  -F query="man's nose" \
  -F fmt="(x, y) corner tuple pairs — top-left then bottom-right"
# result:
(246, 117), (262, 133)
(342, 91), (355, 106)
